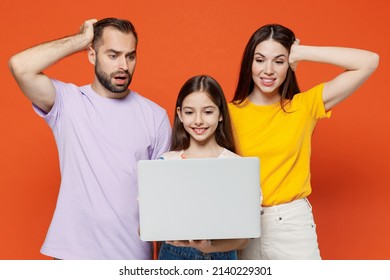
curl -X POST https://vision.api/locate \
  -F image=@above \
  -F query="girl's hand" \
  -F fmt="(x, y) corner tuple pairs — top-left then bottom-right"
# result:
(166, 240), (212, 253)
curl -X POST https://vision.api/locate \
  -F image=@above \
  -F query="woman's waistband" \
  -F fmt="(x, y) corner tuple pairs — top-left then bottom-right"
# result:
(261, 198), (311, 214)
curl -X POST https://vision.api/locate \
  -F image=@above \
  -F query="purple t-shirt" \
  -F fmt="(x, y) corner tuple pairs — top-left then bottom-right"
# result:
(33, 80), (171, 259)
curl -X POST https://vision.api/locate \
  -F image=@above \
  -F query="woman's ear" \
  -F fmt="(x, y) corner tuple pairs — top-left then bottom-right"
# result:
(219, 114), (223, 122)
(87, 46), (96, 65)
(176, 107), (183, 122)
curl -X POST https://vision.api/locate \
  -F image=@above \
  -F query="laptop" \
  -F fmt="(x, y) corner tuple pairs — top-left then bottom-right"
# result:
(137, 157), (261, 241)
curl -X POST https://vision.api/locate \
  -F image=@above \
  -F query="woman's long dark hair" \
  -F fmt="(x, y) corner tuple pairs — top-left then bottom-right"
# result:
(232, 24), (300, 110)
(171, 75), (237, 153)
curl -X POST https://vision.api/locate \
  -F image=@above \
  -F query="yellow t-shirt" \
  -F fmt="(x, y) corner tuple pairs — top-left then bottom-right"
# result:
(228, 84), (330, 206)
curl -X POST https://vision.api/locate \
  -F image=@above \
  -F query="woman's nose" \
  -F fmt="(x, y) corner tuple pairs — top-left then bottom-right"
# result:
(264, 62), (274, 75)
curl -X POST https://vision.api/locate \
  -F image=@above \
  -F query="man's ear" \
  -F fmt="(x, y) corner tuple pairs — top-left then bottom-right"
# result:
(88, 46), (96, 65)
(177, 107), (183, 122)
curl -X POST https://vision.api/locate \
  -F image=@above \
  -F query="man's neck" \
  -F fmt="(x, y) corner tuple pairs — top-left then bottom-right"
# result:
(91, 83), (130, 99)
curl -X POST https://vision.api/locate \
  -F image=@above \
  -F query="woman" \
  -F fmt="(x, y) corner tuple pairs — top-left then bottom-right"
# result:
(228, 24), (379, 259)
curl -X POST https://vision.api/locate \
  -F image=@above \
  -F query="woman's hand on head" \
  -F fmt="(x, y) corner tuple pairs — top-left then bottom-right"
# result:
(289, 39), (300, 71)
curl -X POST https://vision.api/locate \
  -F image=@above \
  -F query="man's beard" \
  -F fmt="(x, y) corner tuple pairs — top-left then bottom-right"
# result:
(95, 59), (132, 93)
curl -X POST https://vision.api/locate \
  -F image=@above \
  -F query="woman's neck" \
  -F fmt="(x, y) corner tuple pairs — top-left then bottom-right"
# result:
(249, 88), (280, 105)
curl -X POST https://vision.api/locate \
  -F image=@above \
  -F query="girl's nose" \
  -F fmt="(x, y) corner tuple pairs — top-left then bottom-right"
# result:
(194, 113), (204, 125)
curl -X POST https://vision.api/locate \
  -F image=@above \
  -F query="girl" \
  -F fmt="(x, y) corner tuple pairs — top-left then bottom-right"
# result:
(228, 24), (379, 259)
(158, 75), (249, 260)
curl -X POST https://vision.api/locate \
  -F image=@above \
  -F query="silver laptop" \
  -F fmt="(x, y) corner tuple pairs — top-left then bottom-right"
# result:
(137, 157), (261, 241)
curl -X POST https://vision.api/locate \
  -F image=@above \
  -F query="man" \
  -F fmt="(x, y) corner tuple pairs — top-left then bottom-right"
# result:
(8, 18), (171, 259)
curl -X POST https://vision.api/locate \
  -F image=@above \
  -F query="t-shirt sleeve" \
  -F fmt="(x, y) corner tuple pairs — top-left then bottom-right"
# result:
(150, 112), (172, 160)
(298, 83), (331, 120)
(32, 79), (65, 129)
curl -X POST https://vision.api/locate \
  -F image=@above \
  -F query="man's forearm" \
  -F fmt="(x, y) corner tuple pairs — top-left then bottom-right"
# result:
(9, 33), (91, 77)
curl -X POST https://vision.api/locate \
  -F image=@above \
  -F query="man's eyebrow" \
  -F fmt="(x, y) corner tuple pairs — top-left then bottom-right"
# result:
(126, 50), (136, 56)
(105, 49), (136, 56)
(105, 49), (121, 54)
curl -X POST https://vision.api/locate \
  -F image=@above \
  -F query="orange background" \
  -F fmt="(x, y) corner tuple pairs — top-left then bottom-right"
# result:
(1, 0), (389, 259)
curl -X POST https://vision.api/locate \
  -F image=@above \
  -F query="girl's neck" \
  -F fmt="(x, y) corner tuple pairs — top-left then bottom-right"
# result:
(184, 141), (224, 158)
